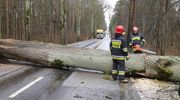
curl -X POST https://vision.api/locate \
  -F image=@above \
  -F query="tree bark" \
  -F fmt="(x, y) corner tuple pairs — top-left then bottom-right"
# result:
(0, 39), (180, 82)
(127, 0), (135, 49)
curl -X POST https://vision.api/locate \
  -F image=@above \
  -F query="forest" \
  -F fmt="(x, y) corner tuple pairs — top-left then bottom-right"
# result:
(0, 0), (106, 44)
(0, 0), (179, 56)
(109, 0), (180, 56)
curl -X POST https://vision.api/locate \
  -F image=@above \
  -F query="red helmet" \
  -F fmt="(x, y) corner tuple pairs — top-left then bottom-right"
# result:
(133, 26), (138, 32)
(115, 25), (125, 34)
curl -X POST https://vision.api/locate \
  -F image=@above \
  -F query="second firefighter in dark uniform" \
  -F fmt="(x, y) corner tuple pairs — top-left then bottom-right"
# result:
(110, 25), (128, 83)
(130, 26), (145, 53)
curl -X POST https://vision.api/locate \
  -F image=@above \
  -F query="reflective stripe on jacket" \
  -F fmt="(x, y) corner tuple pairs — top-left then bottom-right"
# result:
(130, 33), (145, 46)
(110, 35), (128, 60)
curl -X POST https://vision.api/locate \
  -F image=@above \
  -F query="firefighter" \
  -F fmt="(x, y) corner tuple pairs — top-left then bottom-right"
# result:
(110, 25), (128, 83)
(130, 26), (145, 53)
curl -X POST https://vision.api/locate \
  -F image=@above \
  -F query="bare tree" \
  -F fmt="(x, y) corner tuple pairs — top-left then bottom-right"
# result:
(0, 0), (106, 44)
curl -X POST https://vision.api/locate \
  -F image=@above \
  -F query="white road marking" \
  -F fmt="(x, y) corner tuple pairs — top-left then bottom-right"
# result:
(9, 77), (44, 98)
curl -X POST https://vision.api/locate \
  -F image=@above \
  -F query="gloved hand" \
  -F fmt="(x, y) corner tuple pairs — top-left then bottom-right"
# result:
(126, 56), (129, 60)
(140, 42), (144, 46)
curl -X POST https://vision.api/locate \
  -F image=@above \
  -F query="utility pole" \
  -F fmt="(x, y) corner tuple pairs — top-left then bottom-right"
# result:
(127, 0), (135, 49)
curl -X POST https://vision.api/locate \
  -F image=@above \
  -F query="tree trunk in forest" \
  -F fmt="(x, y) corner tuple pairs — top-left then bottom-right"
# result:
(5, 0), (10, 38)
(0, 39), (180, 82)
(91, 13), (94, 38)
(127, 0), (135, 49)
(77, 8), (81, 41)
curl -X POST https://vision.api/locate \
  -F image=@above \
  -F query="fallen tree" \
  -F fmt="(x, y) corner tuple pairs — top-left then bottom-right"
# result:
(0, 39), (180, 82)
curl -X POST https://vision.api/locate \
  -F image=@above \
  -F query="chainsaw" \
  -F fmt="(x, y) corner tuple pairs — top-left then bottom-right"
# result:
(132, 45), (156, 54)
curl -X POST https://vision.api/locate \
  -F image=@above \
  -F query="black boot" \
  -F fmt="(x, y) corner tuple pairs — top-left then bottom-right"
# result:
(112, 75), (117, 81)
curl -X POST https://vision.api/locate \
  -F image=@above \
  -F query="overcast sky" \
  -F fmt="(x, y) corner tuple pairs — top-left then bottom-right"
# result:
(104, 0), (118, 29)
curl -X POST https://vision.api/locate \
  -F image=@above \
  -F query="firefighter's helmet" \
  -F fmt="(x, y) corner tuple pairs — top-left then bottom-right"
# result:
(115, 25), (125, 34)
(133, 26), (138, 32)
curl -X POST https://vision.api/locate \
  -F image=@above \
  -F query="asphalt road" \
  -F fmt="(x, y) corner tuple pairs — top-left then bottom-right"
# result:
(0, 66), (71, 100)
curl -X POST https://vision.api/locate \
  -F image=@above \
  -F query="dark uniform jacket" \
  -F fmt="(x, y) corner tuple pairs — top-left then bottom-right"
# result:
(130, 33), (145, 46)
(110, 34), (128, 60)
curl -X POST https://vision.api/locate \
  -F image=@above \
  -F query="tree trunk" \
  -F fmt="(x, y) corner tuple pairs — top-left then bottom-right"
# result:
(127, 0), (135, 49)
(0, 39), (180, 82)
